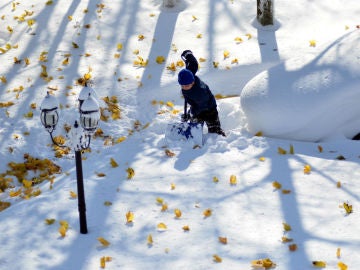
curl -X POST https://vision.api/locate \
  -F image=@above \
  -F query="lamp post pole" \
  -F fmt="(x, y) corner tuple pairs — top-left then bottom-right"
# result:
(75, 147), (88, 234)
(40, 87), (100, 234)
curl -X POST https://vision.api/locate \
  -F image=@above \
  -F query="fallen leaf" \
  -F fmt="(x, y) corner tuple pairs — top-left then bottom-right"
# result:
(278, 147), (287, 155)
(343, 202), (352, 214)
(337, 262), (348, 270)
(182, 225), (190, 231)
(281, 236), (293, 243)
(336, 247), (341, 258)
(229, 175), (237, 185)
(234, 37), (243, 43)
(213, 254), (222, 263)
(312, 261), (326, 268)
(318, 145), (323, 153)
(110, 158), (118, 168)
(156, 56), (165, 64)
(147, 234), (153, 245)
(272, 181), (282, 189)
(303, 164), (311, 174)
(218, 237), (227, 244)
(174, 208), (182, 218)
(165, 149), (175, 157)
(283, 222), (292, 231)
(157, 222), (167, 231)
(45, 218), (56, 225)
(97, 237), (111, 247)
(289, 244), (297, 251)
(223, 50), (230, 59)
(203, 208), (212, 217)
(126, 167), (135, 179)
(69, 191), (77, 199)
(126, 211), (134, 223)
(251, 258), (276, 268)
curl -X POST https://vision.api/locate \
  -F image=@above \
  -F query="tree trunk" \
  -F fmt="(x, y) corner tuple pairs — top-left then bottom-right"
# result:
(163, 0), (175, 7)
(257, 0), (274, 26)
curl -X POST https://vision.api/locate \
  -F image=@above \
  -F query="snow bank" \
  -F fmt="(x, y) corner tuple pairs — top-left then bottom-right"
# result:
(240, 30), (360, 142)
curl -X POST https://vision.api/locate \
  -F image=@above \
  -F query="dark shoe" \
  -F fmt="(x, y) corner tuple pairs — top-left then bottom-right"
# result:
(208, 128), (226, 137)
(217, 129), (226, 137)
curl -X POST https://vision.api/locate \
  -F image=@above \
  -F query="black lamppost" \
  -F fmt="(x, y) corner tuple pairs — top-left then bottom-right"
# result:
(40, 86), (100, 234)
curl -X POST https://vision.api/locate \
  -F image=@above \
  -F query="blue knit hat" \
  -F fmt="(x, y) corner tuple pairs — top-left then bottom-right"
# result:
(178, 69), (195, 85)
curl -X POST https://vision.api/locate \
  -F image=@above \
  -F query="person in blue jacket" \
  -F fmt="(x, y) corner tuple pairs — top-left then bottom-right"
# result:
(178, 50), (226, 136)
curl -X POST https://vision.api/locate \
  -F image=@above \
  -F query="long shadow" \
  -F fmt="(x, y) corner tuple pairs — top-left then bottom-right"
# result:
(50, 2), (144, 270)
(247, 14), (312, 267)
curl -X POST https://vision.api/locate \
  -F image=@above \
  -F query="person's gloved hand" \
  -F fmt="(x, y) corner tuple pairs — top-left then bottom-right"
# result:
(181, 50), (193, 61)
(181, 113), (189, 122)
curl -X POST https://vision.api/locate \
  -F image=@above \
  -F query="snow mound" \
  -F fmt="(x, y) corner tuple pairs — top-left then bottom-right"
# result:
(240, 30), (360, 142)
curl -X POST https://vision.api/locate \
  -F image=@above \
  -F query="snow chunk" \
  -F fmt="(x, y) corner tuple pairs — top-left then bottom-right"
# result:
(240, 30), (360, 142)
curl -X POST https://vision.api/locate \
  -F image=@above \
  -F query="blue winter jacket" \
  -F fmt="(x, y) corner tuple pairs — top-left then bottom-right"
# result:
(181, 76), (217, 117)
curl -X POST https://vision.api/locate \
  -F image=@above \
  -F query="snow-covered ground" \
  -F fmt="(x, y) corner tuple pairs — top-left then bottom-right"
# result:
(0, 0), (359, 269)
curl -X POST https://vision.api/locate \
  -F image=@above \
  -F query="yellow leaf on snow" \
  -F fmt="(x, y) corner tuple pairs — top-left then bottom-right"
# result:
(157, 222), (167, 231)
(272, 181), (282, 190)
(147, 234), (153, 245)
(59, 220), (69, 230)
(234, 36), (243, 43)
(318, 145), (323, 153)
(22, 179), (32, 188)
(337, 262), (348, 270)
(182, 225), (190, 231)
(100, 256), (112, 269)
(161, 203), (168, 212)
(165, 149), (175, 157)
(100, 257), (106, 269)
(126, 211), (134, 223)
(58, 225), (67, 237)
(343, 202), (353, 214)
(69, 191), (77, 199)
(336, 247), (341, 258)
(281, 236), (293, 243)
(45, 218), (56, 225)
(156, 56), (165, 64)
(156, 197), (164, 204)
(203, 208), (212, 217)
(174, 208), (182, 218)
(309, 40), (317, 47)
(283, 222), (292, 231)
(110, 158), (118, 168)
(213, 254), (222, 263)
(229, 175), (237, 185)
(27, 19), (36, 27)
(126, 167), (135, 179)
(312, 261), (326, 268)
(218, 237), (227, 244)
(223, 50), (230, 59)
(251, 258), (276, 268)
(278, 147), (287, 155)
(97, 237), (111, 247)
(9, 189), (22, 197)
(303, 164), (311, 174)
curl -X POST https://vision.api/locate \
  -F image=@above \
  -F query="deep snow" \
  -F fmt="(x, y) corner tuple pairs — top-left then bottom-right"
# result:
(0, 0), (360, 270)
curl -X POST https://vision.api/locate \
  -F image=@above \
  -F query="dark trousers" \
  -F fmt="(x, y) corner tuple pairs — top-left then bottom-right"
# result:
(196, 108), (222, 132)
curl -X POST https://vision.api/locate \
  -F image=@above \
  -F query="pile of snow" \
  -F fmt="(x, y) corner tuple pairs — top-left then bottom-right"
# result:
(240, 30), (360, 142)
